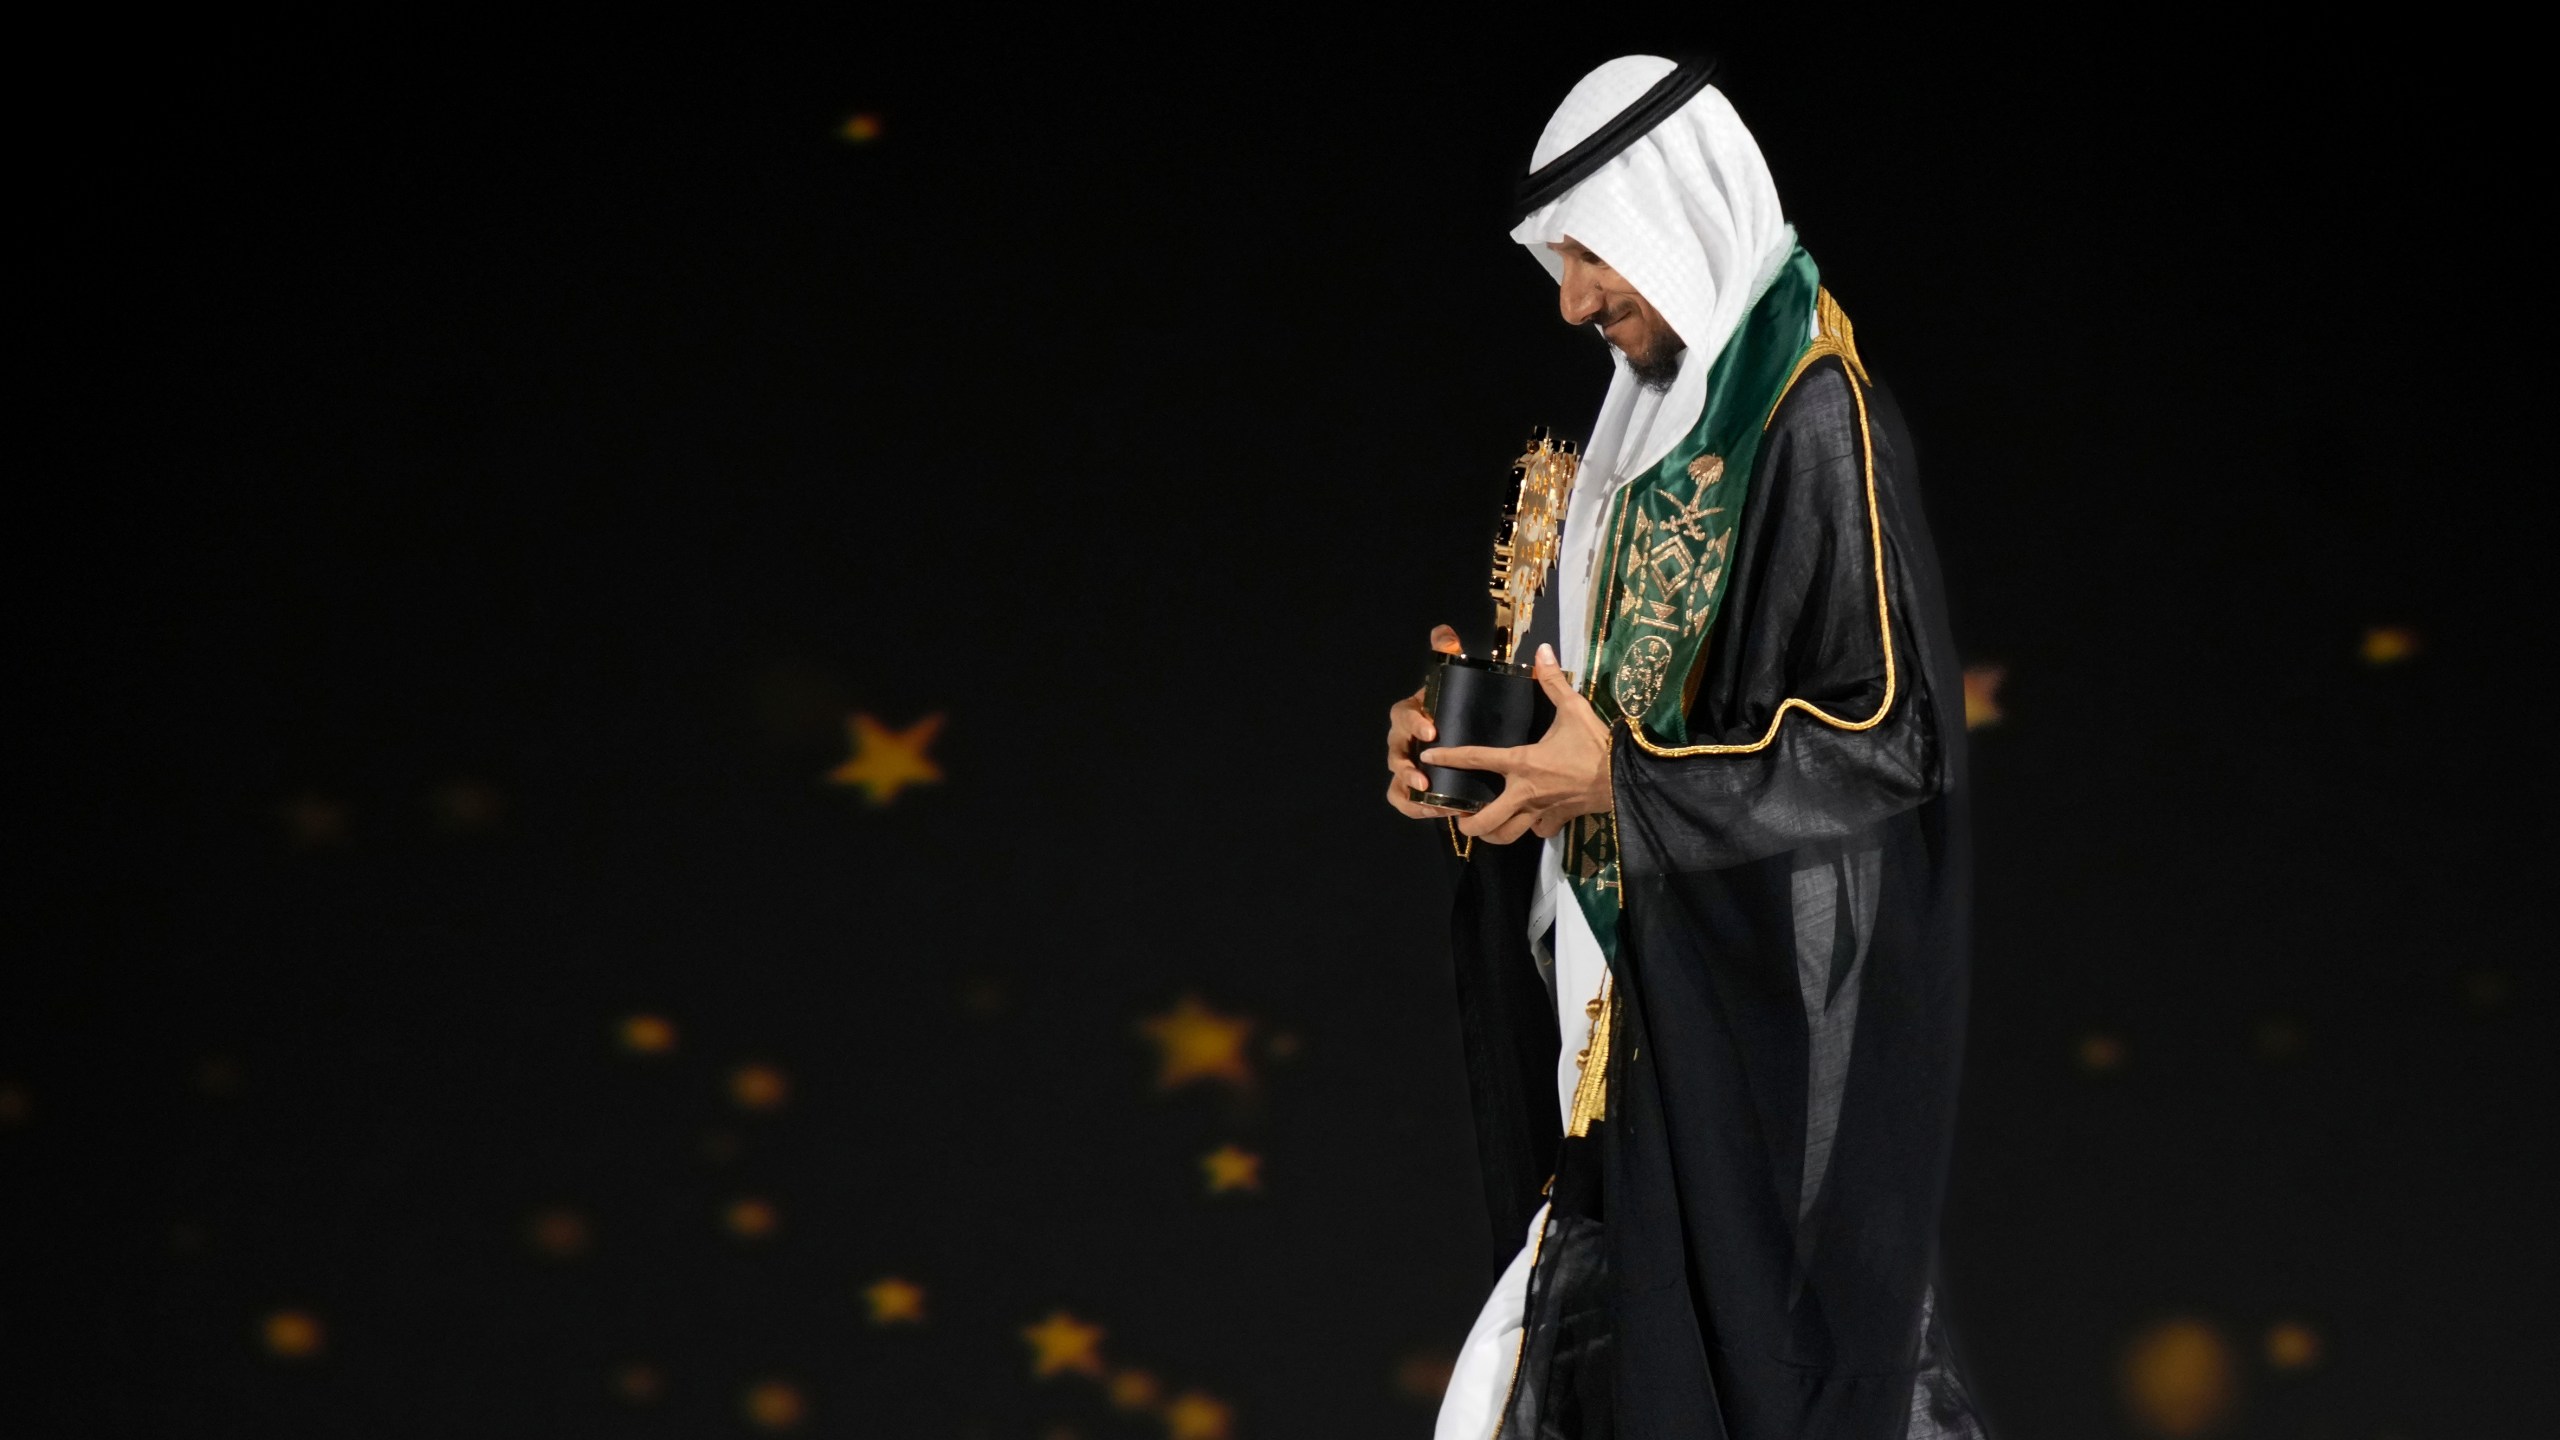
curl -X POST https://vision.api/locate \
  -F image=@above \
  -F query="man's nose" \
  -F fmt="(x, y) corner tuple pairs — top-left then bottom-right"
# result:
(1559, 284), (1603, 327)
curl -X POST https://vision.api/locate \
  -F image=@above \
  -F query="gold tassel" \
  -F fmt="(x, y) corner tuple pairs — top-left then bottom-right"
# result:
(1565, 974), (1614, 1137)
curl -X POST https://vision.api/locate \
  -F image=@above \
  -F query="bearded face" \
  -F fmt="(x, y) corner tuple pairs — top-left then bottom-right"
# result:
(1547, 238), (1686, 390)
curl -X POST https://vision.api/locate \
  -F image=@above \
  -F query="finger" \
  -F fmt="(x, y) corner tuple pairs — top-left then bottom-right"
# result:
(1530, 811), (1564, 839)
(1391, 689), (1438, 744)
(1429, 624), (1464, 656)
(1458, 786), (1527, 838)
(1386, 779), (1459, 820)
(1531, 643), (1580, 707)
(1419, 744), (1515, 772)
(1486, 810), (1540, 844)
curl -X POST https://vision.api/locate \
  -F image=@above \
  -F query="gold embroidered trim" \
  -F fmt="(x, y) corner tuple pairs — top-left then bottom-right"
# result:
(1445, 817), (1473, 860)
(1771, 287), (1869, 410)
(1582, 492), (1637, 701)
(1624, 297), (1894, 759)
(1565, 972), (1615, 1137)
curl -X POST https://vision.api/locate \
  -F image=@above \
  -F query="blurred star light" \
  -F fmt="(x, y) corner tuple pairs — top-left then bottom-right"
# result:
(262, 1309), (325, 1359)
(1961, 663), (2006, 730)
(614, 1363), (663, 1403)
(826, 712), (944, 804)
(726, 1197), (779, 1239)
(2120, 1317), (2238, 1437)
(742, 1379), (806, 1430)
(278, 793), (348, 846)
(2265, 1320), (2322, 1371)
(2460, 969), (2510, 1010)
(960, 976), (1007, 1017)
(863, 1276), (926, 1325)
(1395, 1347), (1458, 1398)
(426, 778), (504, 832)
(620, 1014), (678, 1055)
(1164, 1391), (1236, 1440)
(2253, 1017), (2307, 1063)
(839, 112), (883, 143)
(1022, 1310), (1106, 1378)
(2078, 1032), (2126, 1074)
(1109, 1369), (1164, 1410)
(731, 1062), (790, 1111)
(1139, 995), (1257, 1091)
(0, 1083), (28, 1127)
(526, 1206), (591, 1259)
(1201, 1144), (1263, 1194)
(2361, 625), (2421, 665)
(196, 1055), (243, 1097)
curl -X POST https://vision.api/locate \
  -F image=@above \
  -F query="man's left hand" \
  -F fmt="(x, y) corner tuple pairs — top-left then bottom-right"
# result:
(1419, 643), (1615, 845)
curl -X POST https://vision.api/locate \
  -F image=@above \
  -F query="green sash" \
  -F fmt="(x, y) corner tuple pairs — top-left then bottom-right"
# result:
(1563, 247), (1822, 957)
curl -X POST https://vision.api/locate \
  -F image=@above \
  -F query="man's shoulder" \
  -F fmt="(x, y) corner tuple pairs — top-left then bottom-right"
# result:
(1761, 355), (1866, 470)
(1766, 354), (1862, 433)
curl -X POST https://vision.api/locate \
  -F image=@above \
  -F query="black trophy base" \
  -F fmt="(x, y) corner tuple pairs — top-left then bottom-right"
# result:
(1415, 652), (1552, 813)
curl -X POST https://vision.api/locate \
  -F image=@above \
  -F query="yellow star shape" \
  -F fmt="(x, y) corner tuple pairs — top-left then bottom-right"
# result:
(863, 1276), (925, 1325)
(1138, 995), (1256, 1091)
(1200, 1144), (1262, 1194)
(826, 712), (944, 804)
(1164, 1390), (1235, 1440)
(1021, 1310), (1105, 1379)
(1961, 663), (2005, 730)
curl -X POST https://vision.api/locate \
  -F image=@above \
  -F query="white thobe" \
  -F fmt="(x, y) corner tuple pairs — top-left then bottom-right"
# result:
(1435, 380), (1664, 1439)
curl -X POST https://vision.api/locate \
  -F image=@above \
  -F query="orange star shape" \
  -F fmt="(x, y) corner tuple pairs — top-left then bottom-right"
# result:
(2361, 625), (2420, 665)
(262, 1309), (325, 1359)
(1108, 1368), (1164, 1410)
(1201, 1144), (1262, 1194)
(1021, 1310), (1105, 1378)
(1164, 1390), (1235, 1440)
(1961, 664), (2005, 730)
(1138, 995), (1255, 1091)
(863, 1276), (925, 1325)
(826, 712), (944, 804)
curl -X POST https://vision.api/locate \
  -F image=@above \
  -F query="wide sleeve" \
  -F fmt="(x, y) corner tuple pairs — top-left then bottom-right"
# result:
(1611, 362), (1947, 876)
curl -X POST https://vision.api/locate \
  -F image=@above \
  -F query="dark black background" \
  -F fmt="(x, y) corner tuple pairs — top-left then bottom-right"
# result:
(16, 20), (2549, 1439)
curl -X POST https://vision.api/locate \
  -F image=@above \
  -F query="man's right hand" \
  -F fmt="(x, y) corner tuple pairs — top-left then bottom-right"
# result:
(1386, 624), (1467, 819)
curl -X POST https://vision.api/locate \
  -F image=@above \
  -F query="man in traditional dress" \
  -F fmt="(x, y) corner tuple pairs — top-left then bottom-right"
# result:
(1383, 57), (1990, 1438)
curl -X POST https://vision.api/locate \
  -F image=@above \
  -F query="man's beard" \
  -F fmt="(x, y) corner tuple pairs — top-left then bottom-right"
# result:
(1600, 315), (1685, 392)
(1629, 339), (1684, 392)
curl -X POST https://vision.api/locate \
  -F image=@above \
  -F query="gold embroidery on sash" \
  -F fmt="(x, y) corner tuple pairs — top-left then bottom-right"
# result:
(1624, 292), (1895, 758)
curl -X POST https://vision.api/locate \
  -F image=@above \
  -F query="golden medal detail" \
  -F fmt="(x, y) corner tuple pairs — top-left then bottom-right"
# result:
(1411, 427), (1579, 814)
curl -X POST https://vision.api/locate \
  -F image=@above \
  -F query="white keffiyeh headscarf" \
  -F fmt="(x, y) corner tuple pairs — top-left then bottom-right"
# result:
(1510, 56), (1797, 486)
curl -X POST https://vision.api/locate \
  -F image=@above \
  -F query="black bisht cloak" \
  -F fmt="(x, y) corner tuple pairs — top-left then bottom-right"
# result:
(1449, 359), (1990, 1438)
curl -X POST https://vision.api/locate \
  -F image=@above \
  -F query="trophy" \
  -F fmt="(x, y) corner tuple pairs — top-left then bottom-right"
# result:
(1412, 427), (1579, 812)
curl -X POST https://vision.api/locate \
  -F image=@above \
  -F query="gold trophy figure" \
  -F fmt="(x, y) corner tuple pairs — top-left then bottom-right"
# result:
(1412, 427), (1579, 812)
